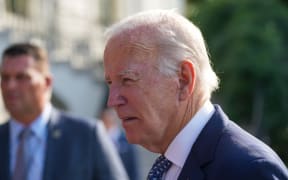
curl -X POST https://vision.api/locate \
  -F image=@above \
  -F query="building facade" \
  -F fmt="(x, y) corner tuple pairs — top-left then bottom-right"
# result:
(0, 0), (186, 178)
(0, 0), (186, 122)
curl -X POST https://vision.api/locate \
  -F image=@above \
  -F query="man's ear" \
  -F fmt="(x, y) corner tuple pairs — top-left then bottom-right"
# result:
(178, 60), (196, 100)
(45, 75), (53, 90)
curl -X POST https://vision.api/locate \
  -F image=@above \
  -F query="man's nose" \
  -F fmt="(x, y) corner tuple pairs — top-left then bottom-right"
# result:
(107, 86), (126, 107)
(3, 78), (18, 90)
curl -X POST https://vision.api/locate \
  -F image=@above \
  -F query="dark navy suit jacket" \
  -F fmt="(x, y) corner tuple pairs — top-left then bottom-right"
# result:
(0, 108), (128, 180)
(178, 105), (288, 180)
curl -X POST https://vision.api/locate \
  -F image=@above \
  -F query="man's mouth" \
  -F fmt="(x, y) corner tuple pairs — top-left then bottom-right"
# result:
(121, 116), (138, 123)
(123, 117), (136, 121)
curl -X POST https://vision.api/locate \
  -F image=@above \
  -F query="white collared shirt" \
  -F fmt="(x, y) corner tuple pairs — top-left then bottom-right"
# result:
(163, 101), (215, 180)
(10, 104), (52, 180)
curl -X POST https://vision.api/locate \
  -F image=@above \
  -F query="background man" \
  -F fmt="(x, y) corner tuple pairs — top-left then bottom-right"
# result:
(103, 10), (288, 180)
(0, 43), (128, 180)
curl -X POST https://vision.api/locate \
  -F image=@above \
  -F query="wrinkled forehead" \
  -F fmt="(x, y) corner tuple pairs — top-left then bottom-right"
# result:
(104, 34), (158, 64)
(104, 43), (159, 80)
(104, 55), (155, 83)
(107, 24), (158, 43)
(1, 55), (35, 70)
(105, 25), (158, 55)
(103, 26), (161, 76)
(104, 44), (156, 70)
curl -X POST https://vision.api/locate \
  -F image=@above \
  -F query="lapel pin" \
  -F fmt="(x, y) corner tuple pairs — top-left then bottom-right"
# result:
(52, 129), (62, 139)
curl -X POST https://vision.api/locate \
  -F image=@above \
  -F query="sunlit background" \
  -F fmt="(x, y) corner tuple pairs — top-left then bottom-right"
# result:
(0, 0), (287, 178)
(0, 0), (185, 178)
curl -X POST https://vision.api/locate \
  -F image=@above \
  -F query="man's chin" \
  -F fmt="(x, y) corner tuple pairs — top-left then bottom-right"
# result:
(124, 132), (139, 144)
(7, 108), (25, 117)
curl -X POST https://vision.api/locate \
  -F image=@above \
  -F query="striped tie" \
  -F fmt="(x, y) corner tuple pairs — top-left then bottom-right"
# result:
(147, 155), (172, 180)
(12, 128), (33, 180)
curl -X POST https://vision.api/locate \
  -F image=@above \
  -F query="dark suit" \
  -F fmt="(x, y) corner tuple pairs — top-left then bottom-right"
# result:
(0, 108), (128, 180)
(178, 105), (288, 180)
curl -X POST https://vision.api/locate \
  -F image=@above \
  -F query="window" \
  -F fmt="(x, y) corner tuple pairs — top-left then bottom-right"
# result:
(99, 0), (117, 26)
(5, 0), (30, 17)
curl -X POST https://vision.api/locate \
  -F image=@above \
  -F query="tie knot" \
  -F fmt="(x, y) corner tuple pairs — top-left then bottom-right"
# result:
(18, 128), (33, 141)
(147, 155), (172, 180)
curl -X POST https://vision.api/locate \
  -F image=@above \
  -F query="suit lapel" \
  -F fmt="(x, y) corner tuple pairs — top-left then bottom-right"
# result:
(42, 109), (64, 180)
(0, 122), (11, 180)
(178, 105), (228, 180)
(178, 155), (204, 180)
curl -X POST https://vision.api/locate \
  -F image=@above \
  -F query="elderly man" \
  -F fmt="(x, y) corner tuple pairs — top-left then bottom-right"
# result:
(0, 43), (128, 180)
(103, 10), (288, 180)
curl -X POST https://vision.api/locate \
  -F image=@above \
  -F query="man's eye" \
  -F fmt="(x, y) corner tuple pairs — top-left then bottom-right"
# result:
(16, 74), (29, 81)
(123, 78), (131, 82)
(0, 74), (9, 81)
(106, 80), (112, 85)
(122, 78), (133, 84)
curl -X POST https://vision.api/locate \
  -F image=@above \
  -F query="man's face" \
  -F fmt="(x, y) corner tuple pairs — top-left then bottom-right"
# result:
(0, 55), (50, 121)
(104, 40), (182, 152)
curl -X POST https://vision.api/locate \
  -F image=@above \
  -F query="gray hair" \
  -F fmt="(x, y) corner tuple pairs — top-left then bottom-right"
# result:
(105, 9), (219, 100)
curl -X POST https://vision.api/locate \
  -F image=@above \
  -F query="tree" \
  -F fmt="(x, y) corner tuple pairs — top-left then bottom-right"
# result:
(188, 0), (288, 164)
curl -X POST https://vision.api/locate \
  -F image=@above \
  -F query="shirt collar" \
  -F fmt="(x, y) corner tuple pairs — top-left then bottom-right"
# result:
(165, 101), (215, 168)
(10, 103), (52, 141)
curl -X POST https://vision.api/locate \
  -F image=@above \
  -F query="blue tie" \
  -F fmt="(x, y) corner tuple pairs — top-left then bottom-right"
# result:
(147, 155), (172, 180)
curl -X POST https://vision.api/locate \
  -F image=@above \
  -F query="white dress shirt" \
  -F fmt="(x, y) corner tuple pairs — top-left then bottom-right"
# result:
(10, 104), (52, 180)
(163, 101), (215, 180)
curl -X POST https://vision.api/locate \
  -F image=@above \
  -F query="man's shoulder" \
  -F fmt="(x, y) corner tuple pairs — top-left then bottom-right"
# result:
(206, 111), (288, 178)
(0, 122), (9, 133)
(210, 132), (288, 179)
(210, 115), (279, 163)
(209, 105), (280, 162)
(222, 118), (277, 155)
(50, 108), (101, 131)
(190, 105), (288, 178)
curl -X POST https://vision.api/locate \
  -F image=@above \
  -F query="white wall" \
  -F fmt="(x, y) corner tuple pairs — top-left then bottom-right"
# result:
(51, 63), (106, 118)
(115, 0), (186, 18)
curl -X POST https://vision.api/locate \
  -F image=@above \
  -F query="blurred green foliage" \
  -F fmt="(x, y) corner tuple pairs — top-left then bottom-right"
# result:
(187, 0), (288, 164)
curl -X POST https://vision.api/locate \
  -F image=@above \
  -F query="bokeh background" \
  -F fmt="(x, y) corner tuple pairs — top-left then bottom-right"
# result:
(187, 0), (288, 165)
(0, 0), (287, 178)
